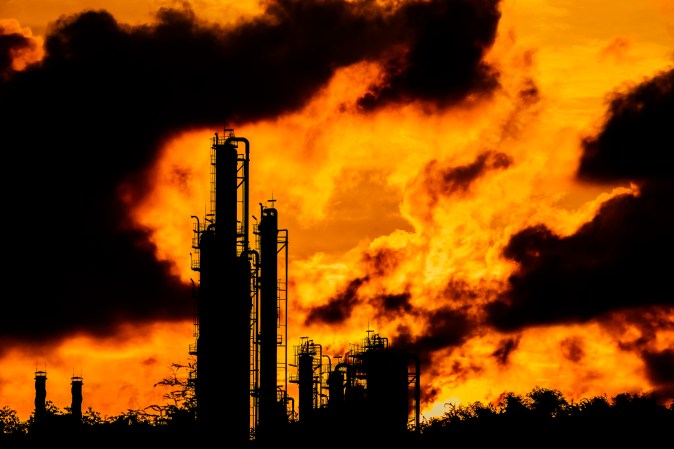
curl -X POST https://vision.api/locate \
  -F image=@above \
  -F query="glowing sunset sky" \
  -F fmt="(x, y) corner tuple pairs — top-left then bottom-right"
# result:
(1, 0), (673, 422)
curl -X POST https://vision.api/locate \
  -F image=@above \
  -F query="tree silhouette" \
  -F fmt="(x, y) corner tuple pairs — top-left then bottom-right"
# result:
(1, 384), (672, 449)
(416, 387), (673, 448)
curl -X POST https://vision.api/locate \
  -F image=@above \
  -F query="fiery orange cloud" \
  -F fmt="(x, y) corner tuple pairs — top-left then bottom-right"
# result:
(0, 322), (193, 421)
(0, 18), (43, 75)
(138, 0), (672, 415)
(0, 0), (264, 34)
(1, 0), (673, 423)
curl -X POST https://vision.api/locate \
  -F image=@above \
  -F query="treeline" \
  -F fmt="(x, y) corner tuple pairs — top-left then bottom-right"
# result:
(415, 386), (674, 447)
(2, 386), (673, 448)
(0, 400), (196, 448)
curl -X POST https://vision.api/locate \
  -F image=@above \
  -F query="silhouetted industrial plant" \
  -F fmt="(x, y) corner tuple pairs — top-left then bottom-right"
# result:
(21, 130), (422, 448)
(6, 129), (673, 449)
(188, 129), (421, 446)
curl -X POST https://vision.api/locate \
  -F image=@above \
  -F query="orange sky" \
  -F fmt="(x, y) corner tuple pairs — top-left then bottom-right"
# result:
(1, 0), (673, 422)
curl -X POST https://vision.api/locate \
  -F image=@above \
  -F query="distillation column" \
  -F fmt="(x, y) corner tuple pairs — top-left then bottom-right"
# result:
(196, 134), (251, 447)
(258, 205), (281, 436)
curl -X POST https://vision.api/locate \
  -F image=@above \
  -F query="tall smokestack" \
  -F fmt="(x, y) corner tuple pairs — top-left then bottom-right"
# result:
(70, 375), (83, 422)
(34, 370), (47, 427)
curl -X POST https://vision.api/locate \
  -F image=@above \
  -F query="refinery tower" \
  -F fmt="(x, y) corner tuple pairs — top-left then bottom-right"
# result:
(190, 129), (289, 447)
(188, 129), (419, 448)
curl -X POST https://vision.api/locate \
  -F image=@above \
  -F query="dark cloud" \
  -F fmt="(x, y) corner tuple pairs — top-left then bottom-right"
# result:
(578, 68), (674, 183)
(0, 27), (32, 79)
(305, 247), (406, 325)
(411, 151), (512, 221)
(304, 277), (368, 325)
(518, 78), (540, 103)
(492, 337), (519, 365)
(560, 336), (584, 363)
(390, 325), (444, 407)
(432, 151), (512, 195)
(307, 278), (479, 358)
(642, 348), (674, 401)
(357, 0), (501, 110)
(391, 322), (479, 410)
(421, 306), (477, 348)
(611, 309), (674, 402)
(442, 279), (483, 303)
(377, 292), (413, 314)
(487, 190), (674, 330)
(361, 247), (402, 278)
(305, 238), (487, 370)
(486, 67), (674, 332)
(395, 307), (479, 381)
(0, 0), (502, 346)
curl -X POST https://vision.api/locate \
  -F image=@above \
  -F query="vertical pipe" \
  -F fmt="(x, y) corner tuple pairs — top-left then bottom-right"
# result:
(225, 135), (253, 445)
(243, 140), (250, 252)
(413, 354), (421, 432)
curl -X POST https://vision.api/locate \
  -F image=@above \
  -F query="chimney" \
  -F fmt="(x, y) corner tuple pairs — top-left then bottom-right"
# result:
(71, 375), (83, 422)
(34, 370), (47, 426)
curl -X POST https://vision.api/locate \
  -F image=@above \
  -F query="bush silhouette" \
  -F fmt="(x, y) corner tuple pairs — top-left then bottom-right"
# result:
(2, 386), (672, 449)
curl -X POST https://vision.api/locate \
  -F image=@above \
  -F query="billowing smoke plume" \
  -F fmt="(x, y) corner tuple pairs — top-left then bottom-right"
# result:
(0, 0), (503, 349)
(487, 67), (674, 400)
(304, 64), (674, 403)
(0, 29), (31, 78)
(488, 68), (674, 325)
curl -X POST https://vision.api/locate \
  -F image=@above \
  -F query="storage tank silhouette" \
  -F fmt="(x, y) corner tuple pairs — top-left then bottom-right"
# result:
(363, 340), (412, 432)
